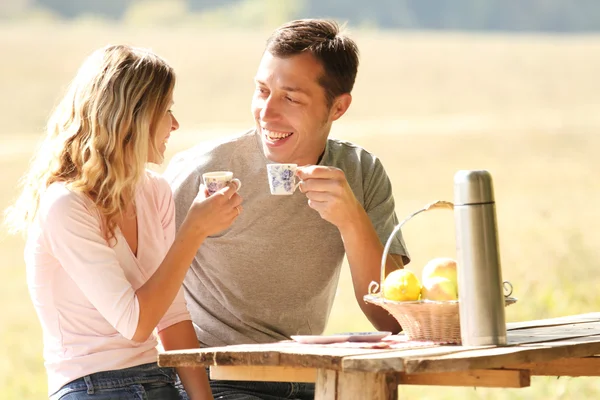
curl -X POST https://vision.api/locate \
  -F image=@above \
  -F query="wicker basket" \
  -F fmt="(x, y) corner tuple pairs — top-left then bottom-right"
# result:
(364, 200), (517, 344)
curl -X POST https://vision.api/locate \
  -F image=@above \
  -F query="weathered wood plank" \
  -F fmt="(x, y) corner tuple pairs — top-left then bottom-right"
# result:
(315, 370), (337, 400)
(316, 369), (398, 400)
(342, 324), (600, 374)
(209, 364), (534, 388)
(159, 314), (600, 377)
(209, 365), (317, 382)
(324, 321), (600, 374)
(508, 322), (600, 344)
(507, 356), (600, 376)
(342, 345), (488, 373)
(507, 313), (600, 331)
(399, 369), (530, 388)
(277, 347), (386, 370)
(158, 347), (281, 368)
(159, 344), (389, 370)
(403, 334), (600, 374)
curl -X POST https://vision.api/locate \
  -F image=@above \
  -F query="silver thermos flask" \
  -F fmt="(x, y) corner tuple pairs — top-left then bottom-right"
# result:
(454, 170), (507, 346)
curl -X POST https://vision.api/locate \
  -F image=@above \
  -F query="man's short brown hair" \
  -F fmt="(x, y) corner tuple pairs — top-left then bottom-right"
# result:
(265, 19), (359, 107)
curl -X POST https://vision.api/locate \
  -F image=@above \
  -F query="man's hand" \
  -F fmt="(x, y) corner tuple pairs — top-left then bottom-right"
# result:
(296, 165), (360, 230)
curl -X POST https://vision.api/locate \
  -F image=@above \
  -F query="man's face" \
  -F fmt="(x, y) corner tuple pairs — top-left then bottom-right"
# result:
(251, 51), (336, 165)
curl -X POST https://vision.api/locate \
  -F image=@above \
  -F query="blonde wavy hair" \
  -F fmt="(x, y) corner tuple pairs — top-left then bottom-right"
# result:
(5, 44), (175, 239)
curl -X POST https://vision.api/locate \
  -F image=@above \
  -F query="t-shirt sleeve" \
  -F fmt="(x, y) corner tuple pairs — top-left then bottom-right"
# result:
(39, 189), (140, 340)
(363, 158), (411, 265)
(153, 176), (191, 332)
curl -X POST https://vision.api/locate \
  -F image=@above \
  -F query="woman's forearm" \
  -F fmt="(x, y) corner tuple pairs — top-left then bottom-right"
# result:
(159, 321), (214, 400)
(132, 185), (241, 342)
(132, 220), (206, 342)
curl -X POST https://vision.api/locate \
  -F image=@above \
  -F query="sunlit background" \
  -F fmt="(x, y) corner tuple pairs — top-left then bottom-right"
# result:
(1, 1), (600, 398)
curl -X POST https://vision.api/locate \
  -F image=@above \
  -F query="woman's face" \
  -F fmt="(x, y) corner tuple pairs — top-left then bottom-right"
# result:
(148, 96), (179, 164)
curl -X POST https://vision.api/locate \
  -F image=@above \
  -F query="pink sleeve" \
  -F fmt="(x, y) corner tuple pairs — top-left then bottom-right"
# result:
(157, 175), (176, 244)
(154, 177), (191, 332)
(40, 189), (140, 340)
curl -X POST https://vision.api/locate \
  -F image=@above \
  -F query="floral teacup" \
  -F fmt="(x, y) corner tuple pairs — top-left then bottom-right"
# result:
(202, 171), (242, 195)
(267, 164), (301, 195)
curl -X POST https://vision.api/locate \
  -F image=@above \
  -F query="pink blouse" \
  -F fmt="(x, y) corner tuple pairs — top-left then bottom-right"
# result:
(25, 171), (191, 395)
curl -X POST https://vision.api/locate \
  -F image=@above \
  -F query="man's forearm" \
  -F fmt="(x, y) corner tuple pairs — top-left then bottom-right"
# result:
(339, 205), (403, 333)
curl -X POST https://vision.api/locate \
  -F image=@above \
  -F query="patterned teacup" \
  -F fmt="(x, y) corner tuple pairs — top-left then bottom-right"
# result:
(267, 164), (302, 195)
(202, 171), (242, 195)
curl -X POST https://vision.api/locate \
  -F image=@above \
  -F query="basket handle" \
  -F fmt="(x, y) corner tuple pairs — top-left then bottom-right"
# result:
(369, 200), (454, 298)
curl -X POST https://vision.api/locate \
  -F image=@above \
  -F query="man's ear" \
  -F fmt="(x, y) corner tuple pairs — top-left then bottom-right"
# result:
(330, 93), (352, 122)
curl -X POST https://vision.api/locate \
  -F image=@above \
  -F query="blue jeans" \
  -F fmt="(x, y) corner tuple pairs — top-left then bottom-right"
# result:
(175, 369), (315, 400)
(50, 362), (181, 400)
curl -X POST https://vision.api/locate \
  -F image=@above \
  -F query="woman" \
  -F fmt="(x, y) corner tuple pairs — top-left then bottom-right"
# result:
(4, 45), (241, 399)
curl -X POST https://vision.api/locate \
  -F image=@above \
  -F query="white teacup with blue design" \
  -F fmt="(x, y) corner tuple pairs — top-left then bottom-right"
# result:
(202, 171), (242, 196)
(267, 164), (302, 195)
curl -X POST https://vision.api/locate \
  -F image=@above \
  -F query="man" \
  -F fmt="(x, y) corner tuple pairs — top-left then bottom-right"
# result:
(164, 19), (410, 400)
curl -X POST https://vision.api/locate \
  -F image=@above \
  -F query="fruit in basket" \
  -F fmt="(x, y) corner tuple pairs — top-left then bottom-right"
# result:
(382, 269), (421, 301)
(422, 257), (458, 289)
(420, 276), (458, 301)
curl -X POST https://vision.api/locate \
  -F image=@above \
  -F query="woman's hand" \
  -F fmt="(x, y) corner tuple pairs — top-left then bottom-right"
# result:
(184, 182), (243, 239)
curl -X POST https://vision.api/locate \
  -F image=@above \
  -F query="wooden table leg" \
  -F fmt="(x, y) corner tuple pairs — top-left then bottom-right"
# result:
(315, 369), (398, 400)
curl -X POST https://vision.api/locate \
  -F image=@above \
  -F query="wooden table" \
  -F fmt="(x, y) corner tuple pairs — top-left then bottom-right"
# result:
(159, 313), (600, 399)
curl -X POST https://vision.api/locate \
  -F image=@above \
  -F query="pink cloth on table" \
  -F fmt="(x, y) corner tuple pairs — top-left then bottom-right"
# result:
(25, 171), (191, 396)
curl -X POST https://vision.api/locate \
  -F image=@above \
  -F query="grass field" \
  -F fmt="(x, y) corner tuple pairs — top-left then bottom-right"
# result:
(1, 23), (600, 399)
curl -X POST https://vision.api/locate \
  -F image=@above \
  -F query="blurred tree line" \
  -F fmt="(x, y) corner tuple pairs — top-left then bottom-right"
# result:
(2, 0), (600, 31)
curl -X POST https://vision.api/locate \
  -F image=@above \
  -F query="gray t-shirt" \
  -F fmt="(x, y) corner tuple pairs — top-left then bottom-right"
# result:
(163, 129), (409, 347)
